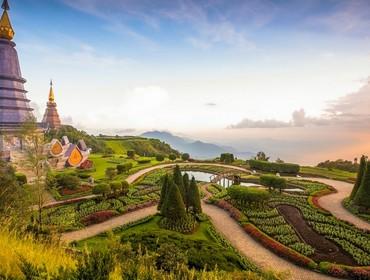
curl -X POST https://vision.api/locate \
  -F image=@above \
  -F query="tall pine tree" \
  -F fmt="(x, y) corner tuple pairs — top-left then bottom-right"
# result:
(173, 165), (186, 202)
(161, 177), (186, 220)
(158, 174), (169, 211)
(350, 155), (367, 200)
(353, 162), (370, 208)
(182, 173), (190, 211)
(188, 177), (202, 214)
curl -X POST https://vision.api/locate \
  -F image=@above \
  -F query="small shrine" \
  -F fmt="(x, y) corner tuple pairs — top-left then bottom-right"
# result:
(42, 81), (62, 130)
(47, 136), (91, 169)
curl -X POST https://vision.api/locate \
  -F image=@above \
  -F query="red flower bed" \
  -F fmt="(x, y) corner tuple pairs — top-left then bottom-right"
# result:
(215, 199), (244, 222)
(81, 210), (118, 226)
(126, 200), (158, 213)
(243, 223), (317, 269)
(59, 185), (92, 196)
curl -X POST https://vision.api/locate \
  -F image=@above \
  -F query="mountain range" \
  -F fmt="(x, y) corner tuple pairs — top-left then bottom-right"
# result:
(141, 131), (254, 160)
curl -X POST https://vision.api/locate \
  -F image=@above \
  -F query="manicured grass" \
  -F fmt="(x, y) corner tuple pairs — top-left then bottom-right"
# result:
(343, 198), (370, 223)
(300, 166), (356, 183)
(105, 140), (127, 154)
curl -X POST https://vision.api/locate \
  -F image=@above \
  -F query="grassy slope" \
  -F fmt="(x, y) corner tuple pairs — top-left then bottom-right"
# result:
(300, 166), (356, 182)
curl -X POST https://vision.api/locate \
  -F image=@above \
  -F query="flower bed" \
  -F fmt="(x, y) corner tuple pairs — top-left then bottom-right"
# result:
(319, 262), (370, 279)
(243, 223), (317, 269)
(215, 199), (247, 223)
(308, 188), (336, 213)
(59, 185), (92, 196)
(81, 210), (118, 226)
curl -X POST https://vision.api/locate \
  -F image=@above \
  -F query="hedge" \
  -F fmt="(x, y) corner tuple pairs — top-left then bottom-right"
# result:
(249, 160), (300, 174)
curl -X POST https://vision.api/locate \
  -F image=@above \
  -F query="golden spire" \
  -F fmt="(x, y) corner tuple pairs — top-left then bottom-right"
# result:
(49, 80), (55, 102)
(0, 0), (14, 40)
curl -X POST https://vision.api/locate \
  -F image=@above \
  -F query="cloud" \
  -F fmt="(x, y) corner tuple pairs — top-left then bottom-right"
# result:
(229, 118), (291, 129)
(113, 128), (136, 135)
(61, 116), (74, 125)
(205, 102), (217, 107)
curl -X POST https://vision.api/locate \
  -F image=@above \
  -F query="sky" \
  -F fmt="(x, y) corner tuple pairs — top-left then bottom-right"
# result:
(7, 0), (370, 164)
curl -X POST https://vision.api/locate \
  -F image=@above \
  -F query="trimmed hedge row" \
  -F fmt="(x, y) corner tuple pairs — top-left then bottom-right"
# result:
(249, 160), (300, 174)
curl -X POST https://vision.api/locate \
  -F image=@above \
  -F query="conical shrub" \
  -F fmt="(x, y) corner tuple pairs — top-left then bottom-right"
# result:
(353, 162), (370, 208)
(350, 155), (367, 200)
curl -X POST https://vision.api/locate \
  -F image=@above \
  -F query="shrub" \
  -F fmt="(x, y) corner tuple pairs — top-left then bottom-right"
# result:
(105, 167), (117, 180)
(92, 183), (111, 197)
(227, 186), (270, 205)
(260, 175), (286, 192)
(350, 155), (367, 200)
(169, 154), (177, 161)
(215, 200), (247, 223)
(137, 158), (151, 164)
(121, 180), (129, 196)
(110, 181), (122, 194)
(56, 174), (81, 190)
(116, 162), (133, 174)
(249, 159), (300, 174)
(353, 162), (370, 208)
(181, 153), (190, 161)
(127, 150), (135, 159)
(81, 210), (118, 226)
(156, 154), (165, 162)
(15, 173), (27, 185)
(220, 153), (235, 164)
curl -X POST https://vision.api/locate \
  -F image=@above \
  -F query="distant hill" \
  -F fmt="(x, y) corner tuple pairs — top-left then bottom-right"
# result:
(141, 131), (253, 159)
(100, 136), (180, 157)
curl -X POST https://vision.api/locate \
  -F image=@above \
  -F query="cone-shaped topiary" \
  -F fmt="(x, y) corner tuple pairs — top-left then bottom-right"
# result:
(161, 177), (186, 220)
(350, 155), (367, 200)
(173, 165), (186, 201)
(188, 176), (202, 214)
(158, 174), (169, 211)
(182, 173), (190, 211)
(353, 162), (370, 208)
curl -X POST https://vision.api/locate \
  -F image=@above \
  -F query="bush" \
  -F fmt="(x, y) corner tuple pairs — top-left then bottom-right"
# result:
(116, 163), (133, 174)
(137, 158), (151, 164)
(105, 167), (117, 180)
(156, 154), (165, 162)
(249, 159), (300, 174)
(220, 153), (235, 164)
(110, 181), (122, 194)
(127, 150), (135, 159)
(169, 154), (177, 161)
(181, 153), (190, 161)
(81, 210), (118, 226)
(260, 175), (286, 192)
(92, 183), (111, 197)
(227, 186), (270, 205)
(56, 174), (81, 190)
(15, 173), (27, 186)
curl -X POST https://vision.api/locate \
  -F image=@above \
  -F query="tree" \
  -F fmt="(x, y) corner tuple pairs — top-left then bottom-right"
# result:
(188, 177), (202, 214)
(121, 180), (129, 196)
(92, 183), (111, 197)
(181, 153), (190, 161)
(260, 175), (286, 192)
(220, 153), (234, 164)
(255, 151), (269, 161)
(105, 167), (117, 180)
(169, 154), (177, 161)
(56, 174), (81, 190)
(160, 178), (186, 220)
(350, 155), (367, 200)
(21, 117), (49, 231)
(276, 158), (284, 163)
(117, 163), (133, 174)
(173, 165), (186, 202)
(182, 173), (190, 212)
(127, 150), (135, 159)
(156, 154), (165, 162)
(158, 175), (169, 211)
(353, 162), (370, 208)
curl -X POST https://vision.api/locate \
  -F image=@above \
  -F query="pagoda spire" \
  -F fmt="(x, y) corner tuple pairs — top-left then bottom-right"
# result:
(49, 80), (55, 102)
(0, 0), (14, 40)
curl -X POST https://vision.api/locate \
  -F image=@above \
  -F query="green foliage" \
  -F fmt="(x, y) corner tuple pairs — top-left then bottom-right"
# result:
(116, 162), (133, 174)
(15, 173), (27, 186)
(299, 166), (356, 183)
(156, 243), (188, 272)
(158, 175), (169, 212)
(317, 159), (359, 173)
(45, 125), (107, 153)
(161, 178), (186, 221)
(127, 150), (135, 158)
(137, 158), (151, 164)
(56, 174), (81, 190)
(182, 173), (190, 211)
(75, 250), (115, 280)
(353, 162), (370, 208)
(156, 154), (165, 161)
(220, 153), (235, 164)
(173, 165), (185, 201)
(92, 183), (111, 197)
(188, 177), (202, 214)
(105, 167), (117, 180)
(350, 155), (367, 200)
(260, 175), (287, 192)
(254, 151), (270, 161)
(249, 159), (300, 175)
(169, 154), (177, 161)
(181, 153), (190, 161)
(228, 186), (270, 205)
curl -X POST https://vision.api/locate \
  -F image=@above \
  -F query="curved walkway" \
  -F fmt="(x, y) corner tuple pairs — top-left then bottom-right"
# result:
(305, 177), (370, 231)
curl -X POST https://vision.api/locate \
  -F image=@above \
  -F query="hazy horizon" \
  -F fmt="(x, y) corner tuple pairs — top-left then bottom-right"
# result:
(9, 0), (370, 165)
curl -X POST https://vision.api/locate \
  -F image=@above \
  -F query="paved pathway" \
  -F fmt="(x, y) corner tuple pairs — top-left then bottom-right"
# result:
(305, 178), (370, 231)
(61, 205), (157, 242)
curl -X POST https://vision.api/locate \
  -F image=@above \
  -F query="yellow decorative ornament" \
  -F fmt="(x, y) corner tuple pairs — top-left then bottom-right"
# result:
(0, 0), (14, 41)
(49, 81), (55, 102)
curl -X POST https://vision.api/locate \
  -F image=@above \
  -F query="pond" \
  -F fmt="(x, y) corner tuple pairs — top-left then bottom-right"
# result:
(182, 171), (261, 188)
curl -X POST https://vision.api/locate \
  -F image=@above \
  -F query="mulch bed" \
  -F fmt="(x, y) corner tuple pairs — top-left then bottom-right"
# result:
(277, 204), (356, 266)
(59, 185), (92, 196)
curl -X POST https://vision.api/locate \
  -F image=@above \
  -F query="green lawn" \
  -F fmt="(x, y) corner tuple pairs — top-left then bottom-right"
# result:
(105, 140), (127, 154)
(300, 166), (357, 183)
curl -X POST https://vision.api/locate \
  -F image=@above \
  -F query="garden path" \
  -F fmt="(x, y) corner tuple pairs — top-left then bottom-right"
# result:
(305, 178), (370, 231)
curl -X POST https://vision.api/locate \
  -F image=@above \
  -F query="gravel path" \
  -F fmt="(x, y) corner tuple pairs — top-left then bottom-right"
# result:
(305, 177), (370, 231)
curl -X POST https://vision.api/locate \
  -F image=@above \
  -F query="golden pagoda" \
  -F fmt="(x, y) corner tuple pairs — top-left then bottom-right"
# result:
(42, 81), (62, 130)
(0, 0), (14, 40)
